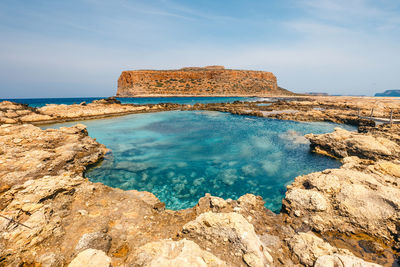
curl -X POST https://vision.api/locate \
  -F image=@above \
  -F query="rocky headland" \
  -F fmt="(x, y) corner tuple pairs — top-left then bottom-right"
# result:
(0, 98), (182, 125)
(117, 66), (293, 97)
(375, 90), (400, 97)
(0, 96), (399, 266)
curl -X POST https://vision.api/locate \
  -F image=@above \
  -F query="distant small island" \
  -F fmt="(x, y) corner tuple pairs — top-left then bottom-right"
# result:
(305, 92), (329, 96)
(117, 66), (294, 97)
(375, 89), (400, 97)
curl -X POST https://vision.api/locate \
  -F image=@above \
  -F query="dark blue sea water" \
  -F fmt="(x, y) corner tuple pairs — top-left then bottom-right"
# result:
(43, 111), (356, 212)
(1, 96), (252, 107)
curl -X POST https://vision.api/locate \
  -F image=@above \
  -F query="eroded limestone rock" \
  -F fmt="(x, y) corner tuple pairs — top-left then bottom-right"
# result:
(306, 127), (400, 160)
(0, 123), (106, 189)
(68, 249), (111, 267)
(75, 231), (112, 253)
(314, 253), (382, 267)
(287, 231), (346, 266)
(130, 239), (227, 267)
(182, 212), (273, 267)
(284, 160), (400, 249)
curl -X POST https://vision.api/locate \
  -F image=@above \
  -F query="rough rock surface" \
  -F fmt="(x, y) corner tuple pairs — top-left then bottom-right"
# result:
(117, 66), (289, 97)
(0, 100), (182, 125)
(75, 231), (112, 253)
(0, 101), (53, 124)
(283, 128), (400, 265)
(0, 123), (106, 189)
(182, 212), (273, 267)
(194, 95), (399, 127)
(306, 127), (400, 160)
(287, 231), (349, 266)
(68, 249), (111, 267)
(314, 253), (382, 267)
(284, 158), (400, 250)
(130, 239), (227, 267)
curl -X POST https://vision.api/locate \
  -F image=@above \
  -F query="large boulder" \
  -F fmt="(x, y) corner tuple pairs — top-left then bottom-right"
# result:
(283, 159), (400, 250)
(287, 232), (343, 266)
(182, 212), (273, 267)
(68, 249), (111, 267)
(131, 239), (226, 267)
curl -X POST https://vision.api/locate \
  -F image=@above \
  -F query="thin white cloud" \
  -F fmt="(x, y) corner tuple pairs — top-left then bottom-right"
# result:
(299, 0), (400, 31)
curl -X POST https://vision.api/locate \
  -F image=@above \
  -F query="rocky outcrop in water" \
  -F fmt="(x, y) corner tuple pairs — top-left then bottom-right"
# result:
(306, 127), (400, 160)
(283, 128), (400, 263)
(0, 100), (182, 125)
(117, 66), (291, 97)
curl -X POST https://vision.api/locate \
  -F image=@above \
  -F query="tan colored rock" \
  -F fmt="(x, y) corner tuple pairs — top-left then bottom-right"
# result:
(288, 232), (338, 266)
(117, 67), (284, 97)
(237, 194), (263, 208)
(39, 253), (65, 267)
(68, 249), (111, 267)
(314, 253), (382, 267)
(75, 231), (112, 253)
(0, 100), (180, 125)
(131, 239), (227, 267)
(0, 124), (106, 188)
(285, 188), (328, 211)
(182, 212), (273, 267)
(306, 128), (400, 160)
(284, 159), (400, 249)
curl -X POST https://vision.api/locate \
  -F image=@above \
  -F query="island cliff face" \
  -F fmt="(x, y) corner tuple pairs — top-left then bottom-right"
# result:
(117, 66), (288, 97)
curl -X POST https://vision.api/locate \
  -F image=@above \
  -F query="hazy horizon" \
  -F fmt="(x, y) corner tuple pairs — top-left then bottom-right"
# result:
(1, 0), (399, 98)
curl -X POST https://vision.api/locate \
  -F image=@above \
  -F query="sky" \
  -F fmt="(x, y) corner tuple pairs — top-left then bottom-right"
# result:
(0, 0), (399, 98)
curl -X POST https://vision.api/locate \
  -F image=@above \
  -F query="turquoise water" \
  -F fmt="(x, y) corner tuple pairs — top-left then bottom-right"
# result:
(1, 97), (250, 107)
(43, 111), (356, 212)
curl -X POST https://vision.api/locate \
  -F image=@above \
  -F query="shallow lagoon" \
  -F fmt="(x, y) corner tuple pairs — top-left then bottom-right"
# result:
(43, 111), (356, 212)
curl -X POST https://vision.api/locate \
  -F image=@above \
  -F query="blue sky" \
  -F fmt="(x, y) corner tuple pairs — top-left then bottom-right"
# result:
(0, 0), (399, 98)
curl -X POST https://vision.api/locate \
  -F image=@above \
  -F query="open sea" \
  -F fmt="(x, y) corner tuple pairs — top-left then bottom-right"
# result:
(0, 96), (253, 107)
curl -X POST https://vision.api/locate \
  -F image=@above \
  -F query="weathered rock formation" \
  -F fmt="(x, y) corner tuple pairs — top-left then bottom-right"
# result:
(0, 100), (182, 125)
(283, 128), (400, 262)
(117, 66), (290, 97)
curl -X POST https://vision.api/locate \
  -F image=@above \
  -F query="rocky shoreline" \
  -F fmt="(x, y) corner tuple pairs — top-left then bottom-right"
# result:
(0, 97), (399, 266)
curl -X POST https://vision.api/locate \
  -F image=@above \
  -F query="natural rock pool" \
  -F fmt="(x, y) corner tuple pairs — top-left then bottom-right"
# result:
(43, 111), (356, 212)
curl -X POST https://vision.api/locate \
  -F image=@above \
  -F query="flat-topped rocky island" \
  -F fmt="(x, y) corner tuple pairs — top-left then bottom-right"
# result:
(0, 96), (399, 266)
